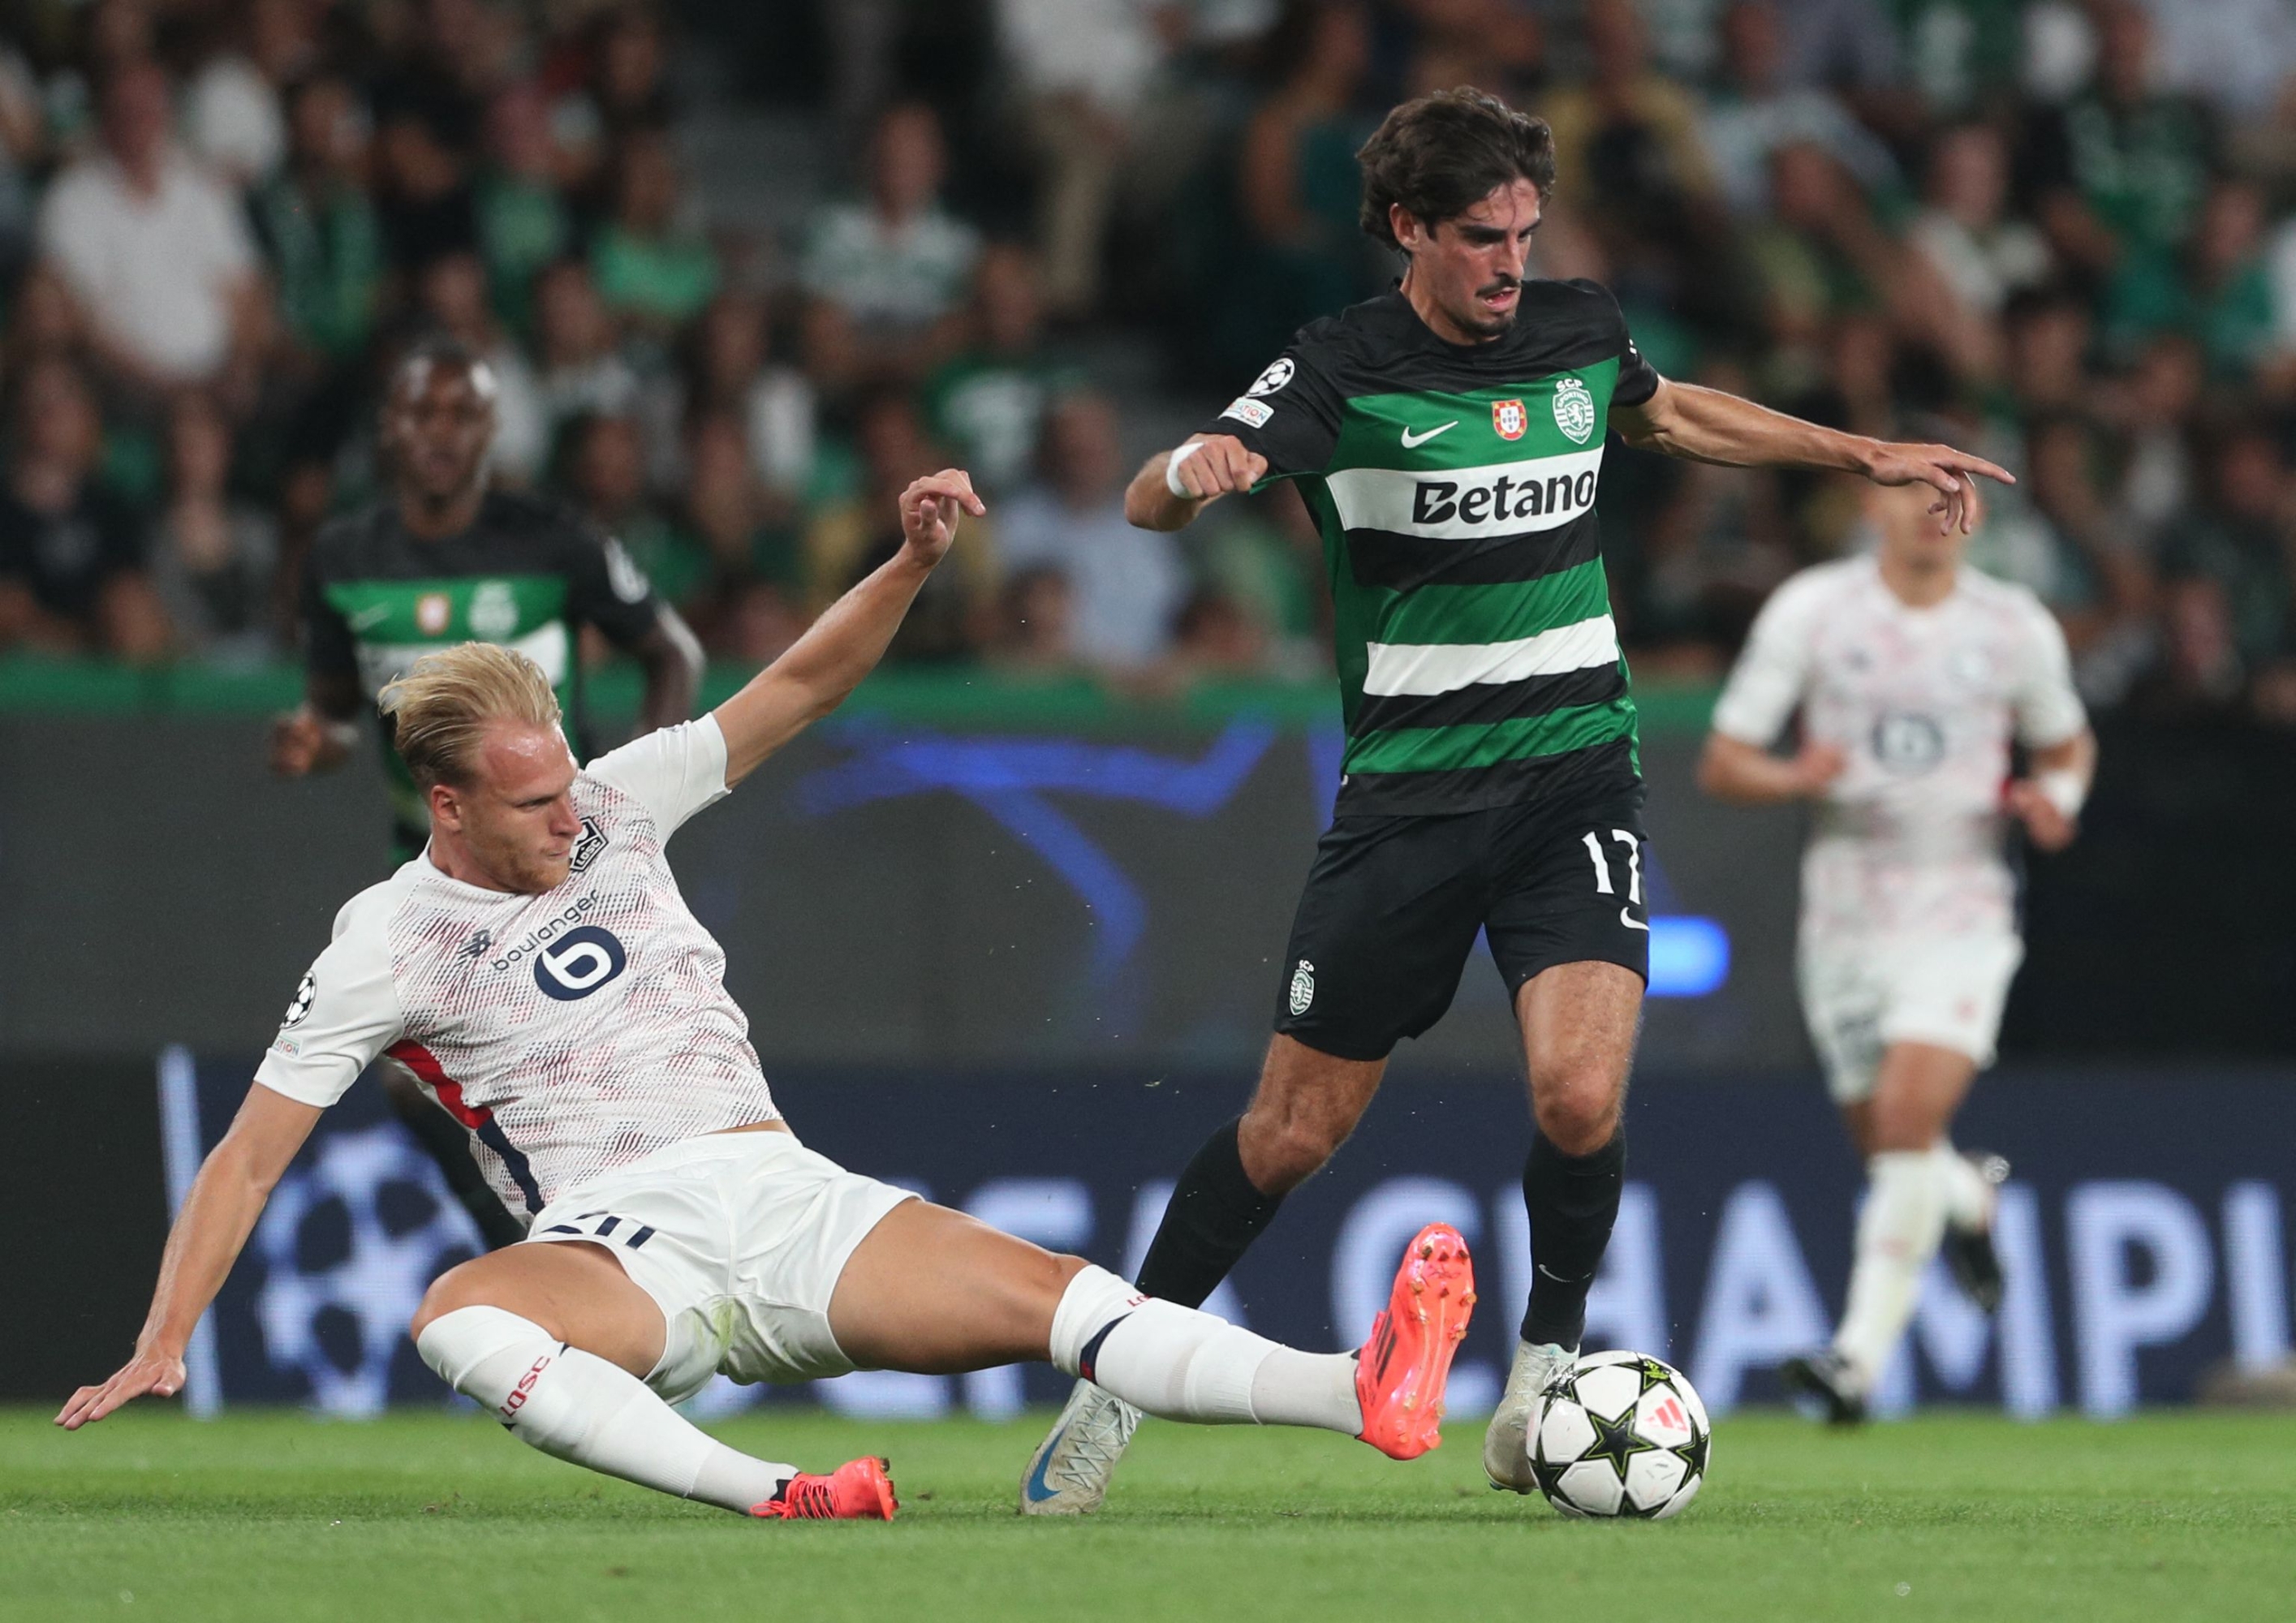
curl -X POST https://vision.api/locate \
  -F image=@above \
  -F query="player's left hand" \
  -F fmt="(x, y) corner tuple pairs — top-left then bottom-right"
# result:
(55, 1347), (188, 1430)
(2005, 779), (2078, 852)
(898, 469), (986, 569)
(1862, 442), (2016, 536)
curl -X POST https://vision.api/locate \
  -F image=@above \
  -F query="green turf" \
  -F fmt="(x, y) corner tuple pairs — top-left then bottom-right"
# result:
(6, 1406), (2293, 1622)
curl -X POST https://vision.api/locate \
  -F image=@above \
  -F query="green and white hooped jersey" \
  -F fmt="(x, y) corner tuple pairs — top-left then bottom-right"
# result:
(302, 490), (663, 847)
(1205, 282), (1661, 817)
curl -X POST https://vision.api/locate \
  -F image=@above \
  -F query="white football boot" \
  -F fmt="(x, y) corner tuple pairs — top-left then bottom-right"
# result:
(1018, 1379), (1141, 1516)
(1483, 1339), (1577, 1492)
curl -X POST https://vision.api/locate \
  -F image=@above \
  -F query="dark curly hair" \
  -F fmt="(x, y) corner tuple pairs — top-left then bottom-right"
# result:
(1357, 88), (1557, 251)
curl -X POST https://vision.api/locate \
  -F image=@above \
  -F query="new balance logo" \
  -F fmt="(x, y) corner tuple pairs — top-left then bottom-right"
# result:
(1400, 420), (1458, 448)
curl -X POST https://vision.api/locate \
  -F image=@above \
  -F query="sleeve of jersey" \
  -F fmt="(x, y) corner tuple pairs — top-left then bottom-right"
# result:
(586, 714), (732, 835)
(564, 514), (664, 648)
(1570, 278), (1662, 408)
(2011, 598), (2088, 747)
(299, 543), (355, 680)
(1195, 348), (1344, 481)
(1709, 579), (1818, 745)
(253, 907), (403, 1109)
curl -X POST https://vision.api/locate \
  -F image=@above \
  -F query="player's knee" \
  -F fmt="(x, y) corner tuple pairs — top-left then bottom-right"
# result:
(1242, 1112), (1342, 1191)
(411, 1259), (495, 1341)
(1532, 1074), (1622, 1155)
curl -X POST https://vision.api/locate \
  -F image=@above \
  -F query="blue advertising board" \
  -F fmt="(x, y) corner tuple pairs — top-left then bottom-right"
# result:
(162, 1050), (2294, 1422)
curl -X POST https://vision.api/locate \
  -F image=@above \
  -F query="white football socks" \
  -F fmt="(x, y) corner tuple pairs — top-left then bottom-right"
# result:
(1932, 1140), (1992, 1233)
(1833, 1151), (1949, 1388)
(416, 1305), (791, 1514)
(1049, 1264), (1362, 1434)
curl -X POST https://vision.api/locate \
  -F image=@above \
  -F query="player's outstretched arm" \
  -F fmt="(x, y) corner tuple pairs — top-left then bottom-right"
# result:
(57, 1085), (321, 1429)
(1611, 379), (2014, 536)
(1697, 734), (1846, 805)
(1125, 435), (1268, 532)
(709, 468), (984, 786)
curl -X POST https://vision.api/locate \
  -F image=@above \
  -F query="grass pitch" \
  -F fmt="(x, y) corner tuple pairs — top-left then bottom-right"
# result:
(6, 1406), (2294, 1622)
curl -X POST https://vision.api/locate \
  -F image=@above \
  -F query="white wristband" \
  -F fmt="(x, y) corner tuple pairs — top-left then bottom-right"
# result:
(1165, 441), (1205, 498)
(2035, 768), (2087, 820)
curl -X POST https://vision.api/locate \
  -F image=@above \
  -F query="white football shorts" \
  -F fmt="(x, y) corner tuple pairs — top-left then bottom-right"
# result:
(1796, 929), (2026, 1104)
(521, 1129), (916, 1403)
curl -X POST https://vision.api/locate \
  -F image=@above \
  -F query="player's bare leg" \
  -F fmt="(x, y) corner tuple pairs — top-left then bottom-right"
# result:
(1786, 1040), (1985, 1423)
(1235, 1036), (1390, 1194)
(1487, 959), (1641, 1492)
(833, 1196), (1469, 1462)
(410, 1240), (889, 1520)
(1024, 1035), (1385, 1514)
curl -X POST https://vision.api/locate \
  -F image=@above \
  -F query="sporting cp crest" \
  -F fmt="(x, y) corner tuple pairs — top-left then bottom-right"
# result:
(1288, 959), (1316, 1017)
(1493, 398), (1527, 441)
(1553, 377), (1596, 444)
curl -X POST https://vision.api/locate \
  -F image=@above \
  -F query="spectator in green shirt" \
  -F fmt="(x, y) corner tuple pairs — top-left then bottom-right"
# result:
(920, 244), (1079, 496)
(2104, 177), (2277, 380)
(590, 128), (718, 336)
(2016, 0), (2216, 287)
(476, 84), (574, 340)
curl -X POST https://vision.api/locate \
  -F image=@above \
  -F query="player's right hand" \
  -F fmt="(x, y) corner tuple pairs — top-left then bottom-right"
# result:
(269, 708), (349, 777)
(56, 1349), (187, 1430)
(1167, 436), (1268, 501)
(1792, 740), (1847, 797)
(898, 468), (985, 570)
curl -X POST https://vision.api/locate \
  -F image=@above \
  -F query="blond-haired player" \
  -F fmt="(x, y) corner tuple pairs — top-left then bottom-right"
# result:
(59, 471), (1476, 1518)
(1699, 477), (2096, 1423)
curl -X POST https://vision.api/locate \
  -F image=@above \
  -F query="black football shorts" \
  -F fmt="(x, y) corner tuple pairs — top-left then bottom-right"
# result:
(1272, 786), (1652, 1061)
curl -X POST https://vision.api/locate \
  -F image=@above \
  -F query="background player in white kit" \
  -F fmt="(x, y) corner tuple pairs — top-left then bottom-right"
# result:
(1699, 476), (2096, 1423)
(57, 471), (1477, 1520)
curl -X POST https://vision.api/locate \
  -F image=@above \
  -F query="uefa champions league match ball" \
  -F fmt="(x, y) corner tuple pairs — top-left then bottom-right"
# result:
(1529, 1350), (1712, 1519)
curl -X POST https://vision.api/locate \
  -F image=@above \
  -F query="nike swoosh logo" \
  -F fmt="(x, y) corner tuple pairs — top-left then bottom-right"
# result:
(1621, 909), (1650, 932)
(349, 605), (393, 632)
(1400, 421), (1458, 448)
(1023, 1426), (1067, 1503)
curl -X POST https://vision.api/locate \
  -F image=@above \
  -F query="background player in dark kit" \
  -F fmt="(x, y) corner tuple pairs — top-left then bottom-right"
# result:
(272, 341), (702, 1246)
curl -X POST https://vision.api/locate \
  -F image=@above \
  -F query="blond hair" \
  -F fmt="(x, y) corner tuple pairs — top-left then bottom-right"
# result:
(378, 642), (562, 789)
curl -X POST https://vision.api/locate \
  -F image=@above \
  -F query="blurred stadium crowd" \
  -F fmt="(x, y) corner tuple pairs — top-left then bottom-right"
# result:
(2, 0), (2296, 725)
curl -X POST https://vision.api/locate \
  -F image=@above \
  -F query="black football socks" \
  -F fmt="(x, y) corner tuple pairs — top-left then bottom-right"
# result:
(1519, 1127), (1626, 1350)
(1135, 1117), (1284, 1308)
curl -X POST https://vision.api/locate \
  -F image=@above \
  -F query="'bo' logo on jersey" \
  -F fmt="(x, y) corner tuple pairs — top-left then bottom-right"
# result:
(534, 925), (628, 1000)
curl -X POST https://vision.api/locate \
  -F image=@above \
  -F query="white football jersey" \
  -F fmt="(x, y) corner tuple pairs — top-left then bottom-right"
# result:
(255, 717), (779, 1216)
(1711, 557), (2087, 939)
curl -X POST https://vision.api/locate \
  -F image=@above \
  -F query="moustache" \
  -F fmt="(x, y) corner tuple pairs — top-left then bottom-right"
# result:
(1477, 279), (1521, 298)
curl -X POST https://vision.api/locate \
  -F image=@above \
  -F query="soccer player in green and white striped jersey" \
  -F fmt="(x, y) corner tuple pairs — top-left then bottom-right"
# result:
(1022, 87), (2012, 1513)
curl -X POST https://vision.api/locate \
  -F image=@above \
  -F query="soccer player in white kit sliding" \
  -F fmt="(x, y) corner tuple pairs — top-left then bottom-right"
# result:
(56, 471), (1477, 1519)
(1698, 476), (2096, 1423)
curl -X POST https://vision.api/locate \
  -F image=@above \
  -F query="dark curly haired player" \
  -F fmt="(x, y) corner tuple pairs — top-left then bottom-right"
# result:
(1022, 87), (2013, 1513)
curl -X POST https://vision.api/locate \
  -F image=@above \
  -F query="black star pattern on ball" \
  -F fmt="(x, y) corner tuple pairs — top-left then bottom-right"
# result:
(1634, 1357), (1677, 1394)
(1671, 1423), (1712, 1480)
(1529, 1436), (1576, 1501)
(1579, 1397), (1658, 1485)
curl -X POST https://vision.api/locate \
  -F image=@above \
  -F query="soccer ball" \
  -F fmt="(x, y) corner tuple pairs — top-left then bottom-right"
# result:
(1529, 1350), (1711, 1519)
